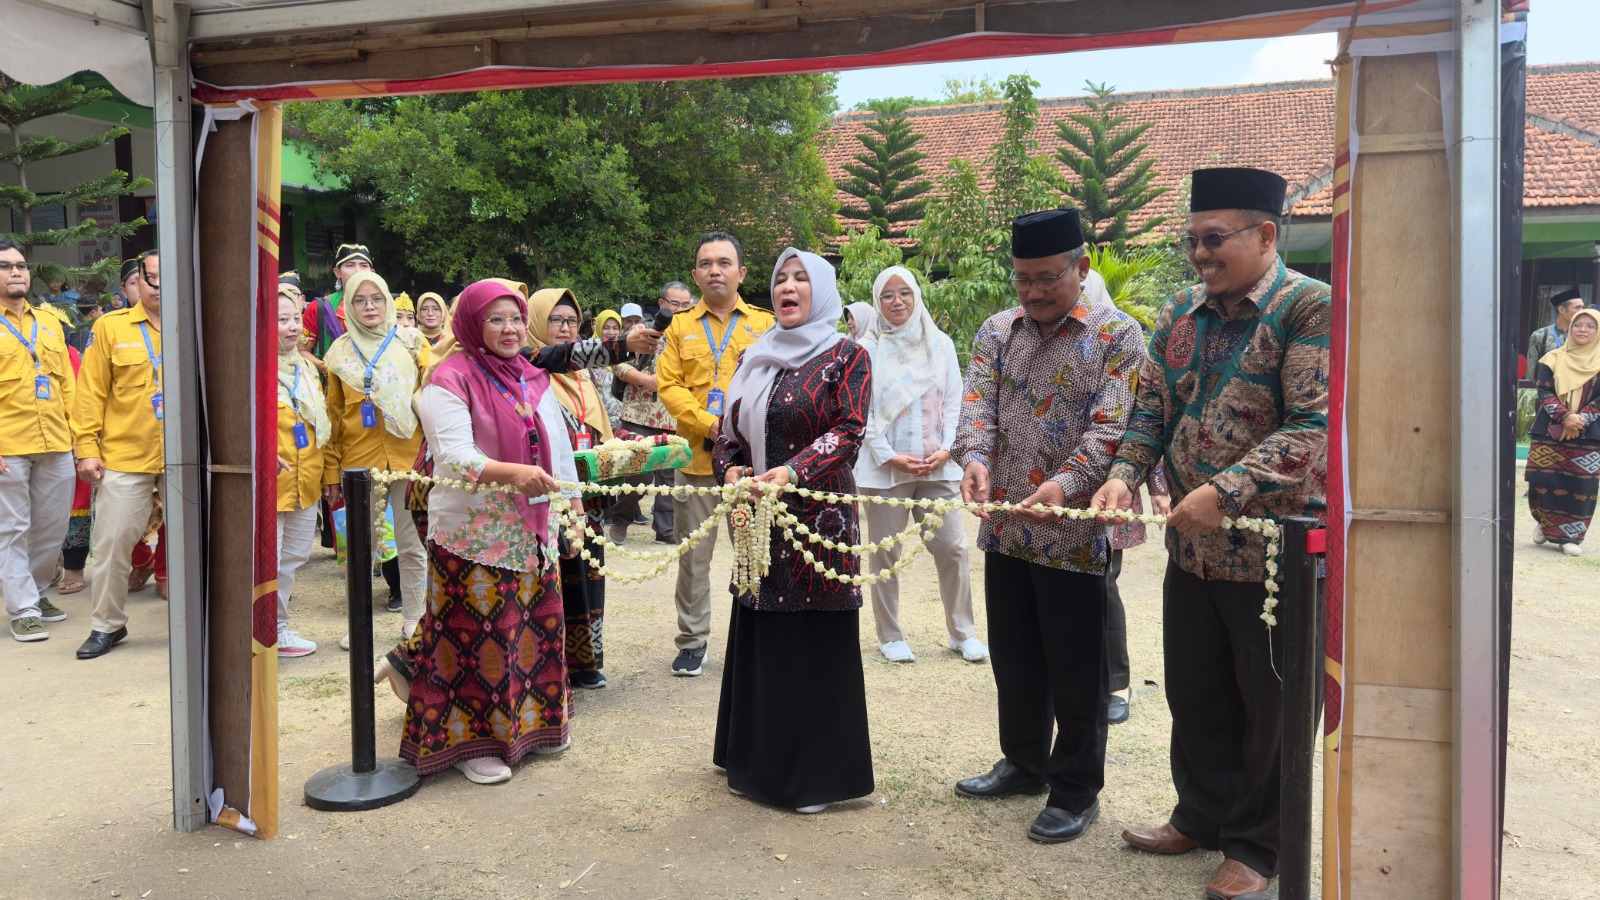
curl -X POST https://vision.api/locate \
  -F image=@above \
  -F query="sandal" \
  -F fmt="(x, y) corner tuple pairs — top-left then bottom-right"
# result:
(128, 565), (156, 593)
(57, 571), (86, 595)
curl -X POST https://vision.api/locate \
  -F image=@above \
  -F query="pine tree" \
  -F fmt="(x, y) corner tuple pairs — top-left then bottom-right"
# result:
(1054, 81), (1169, 246)
(838, 99), (933, 240)
(0, 75), (151, 293)
(987, 75), (1064, 222)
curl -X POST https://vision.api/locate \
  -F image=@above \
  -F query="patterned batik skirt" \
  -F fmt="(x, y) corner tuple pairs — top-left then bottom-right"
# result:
(1526, 437), (1600, 546)
(397, 541), (571, 775)
(560, 532), (605, 679)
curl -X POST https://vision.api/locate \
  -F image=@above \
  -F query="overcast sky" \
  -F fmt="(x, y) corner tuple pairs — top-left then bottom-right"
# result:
(832, 0), (1596, 109)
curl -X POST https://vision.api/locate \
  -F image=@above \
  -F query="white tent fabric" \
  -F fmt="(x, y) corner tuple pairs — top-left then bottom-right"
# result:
(2, 3), (153, 104)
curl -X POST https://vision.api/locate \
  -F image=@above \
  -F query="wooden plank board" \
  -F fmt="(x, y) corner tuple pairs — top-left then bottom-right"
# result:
(1352, 684), (1452, 743)
(1347, 521), (1452, 689)
(1350, 736), (1452, 896)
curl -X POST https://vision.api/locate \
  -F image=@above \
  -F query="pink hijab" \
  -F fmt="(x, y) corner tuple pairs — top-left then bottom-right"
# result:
(426, 279), (554, 537)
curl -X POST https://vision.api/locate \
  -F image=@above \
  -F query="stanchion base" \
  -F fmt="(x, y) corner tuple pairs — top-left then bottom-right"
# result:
(1235, 892), (1278, 900)
(304, 759), (421, 812)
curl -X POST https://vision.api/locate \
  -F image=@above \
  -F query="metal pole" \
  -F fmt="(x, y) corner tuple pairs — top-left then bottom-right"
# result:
(1278, 516), (1323, 900)
(303, 469), (420, 811)
(1453, 2), (1505, 897)
(344, 469), (377, 773)
(147, 0), (207, 834)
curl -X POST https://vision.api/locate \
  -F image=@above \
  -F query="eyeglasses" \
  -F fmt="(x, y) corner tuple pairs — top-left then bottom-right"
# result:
(0, 262), (30, 273)
(348, 295), (385, 309)
(1178, 222), (1264, 253)
(547, 315), (580, 329)
(1009, 270), (1072, 292)
(485, 314), (528, 329)
(878, 288), (916, 303)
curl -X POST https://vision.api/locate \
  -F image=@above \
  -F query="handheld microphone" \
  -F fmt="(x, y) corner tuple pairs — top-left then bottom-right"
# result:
(652, 306), (676, 333)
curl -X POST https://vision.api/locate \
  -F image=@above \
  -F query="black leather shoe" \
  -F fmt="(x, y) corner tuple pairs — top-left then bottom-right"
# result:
(76, 627), (128, 660)
(954, 759), (1047, 799)
(1028, 800), (1100, 844)
(1107, 694), (1130, 725)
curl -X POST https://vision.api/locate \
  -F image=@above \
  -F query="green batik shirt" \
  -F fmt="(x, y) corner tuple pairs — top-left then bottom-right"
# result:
(1108, 259), (1331, 582)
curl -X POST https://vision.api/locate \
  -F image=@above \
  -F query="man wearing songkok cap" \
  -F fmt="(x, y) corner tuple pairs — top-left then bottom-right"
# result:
(1092, 167), (1331, 899)
(303, 243), (373, 357)
(949, 207), (1146, 844)
(1527, 287), (1588, 378)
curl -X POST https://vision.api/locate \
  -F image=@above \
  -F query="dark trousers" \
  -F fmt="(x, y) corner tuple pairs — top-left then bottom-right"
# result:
(985, 552), (1108, 813)
(608, 423), (675, 541)
(1163, 561), (1283, 878)
(1106, 549), (1130, 693)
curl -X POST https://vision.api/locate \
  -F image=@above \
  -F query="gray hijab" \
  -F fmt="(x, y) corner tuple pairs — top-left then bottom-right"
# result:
(727, 248), (845, 472)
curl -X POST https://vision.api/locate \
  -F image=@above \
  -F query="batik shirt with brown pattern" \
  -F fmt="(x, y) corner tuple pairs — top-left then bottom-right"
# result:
(1108, 259), (1331, 583)
(952, 294), (1146, 574)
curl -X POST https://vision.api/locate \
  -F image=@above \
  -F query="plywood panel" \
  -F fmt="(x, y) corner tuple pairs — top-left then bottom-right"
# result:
(1350, 735), (1452, 896)
(1347, 521), (1452, 689)
(1353, 684), (1452, 743)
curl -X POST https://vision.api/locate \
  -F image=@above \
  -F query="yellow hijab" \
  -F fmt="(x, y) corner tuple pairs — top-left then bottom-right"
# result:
(415, 291), (447, 341)
(1541, 307), (1600, 412)
(324, 270), (420, 439)
(593, 309), (623, 339)
(528, 287), (614, 441)
(276, 287), (331, 447)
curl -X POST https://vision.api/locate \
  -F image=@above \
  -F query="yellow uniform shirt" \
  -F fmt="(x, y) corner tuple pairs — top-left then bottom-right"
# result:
(277, 400), (328, 512)
(655, 296), (774, 476)
(72, 304), (164, 474)
(322, 335), (428, 484)
(0, 303), (75, 456)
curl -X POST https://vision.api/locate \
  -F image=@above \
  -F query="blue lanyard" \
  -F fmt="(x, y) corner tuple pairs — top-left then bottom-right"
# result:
(471, 359), (539, 431)
(138, 322), (161, 390)
(702, 311), (741, 380)
(349, 327), (397, 396)
(281, 362), (303, 404)
(0, 312), (40, 369)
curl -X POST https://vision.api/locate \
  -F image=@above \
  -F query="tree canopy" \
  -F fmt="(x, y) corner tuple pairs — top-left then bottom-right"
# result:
(287, 76), (839, 306)
(1055, 81), (1170, 246)
(837, 99), (932, 240)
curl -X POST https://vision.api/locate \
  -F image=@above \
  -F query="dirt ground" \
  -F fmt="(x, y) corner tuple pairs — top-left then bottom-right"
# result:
(1, 492), (1592, 899)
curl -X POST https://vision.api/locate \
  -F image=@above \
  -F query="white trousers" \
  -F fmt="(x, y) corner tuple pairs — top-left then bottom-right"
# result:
(365, 491), (426, 622)
(860, 480), (977, 645)
(88, 469), (161, 633)
(276, 506), (317, 627)
(0, 452), (76, 620)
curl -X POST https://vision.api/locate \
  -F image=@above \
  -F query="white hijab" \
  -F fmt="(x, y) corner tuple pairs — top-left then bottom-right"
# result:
(866, 265), (955, 427)
(727, 248), (845, 472)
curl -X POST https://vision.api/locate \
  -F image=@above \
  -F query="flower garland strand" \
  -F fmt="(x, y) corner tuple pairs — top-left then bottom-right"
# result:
(366, 469), (1284, 625)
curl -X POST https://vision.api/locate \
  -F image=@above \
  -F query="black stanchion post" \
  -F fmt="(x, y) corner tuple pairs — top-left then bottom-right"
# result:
(304, 468), (421, 811)
(1276, 516), (1323, 900)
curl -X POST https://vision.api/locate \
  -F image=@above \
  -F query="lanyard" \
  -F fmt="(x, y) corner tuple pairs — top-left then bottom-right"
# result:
(471, 359), (539, 431)
(138, 322), (161, 391)
(281, 363), (303, 405)
(554, 376), (589, 430)
(702, 311), (741, 381)
(0, 312), (40, 369)
(349, 326), (397, 396)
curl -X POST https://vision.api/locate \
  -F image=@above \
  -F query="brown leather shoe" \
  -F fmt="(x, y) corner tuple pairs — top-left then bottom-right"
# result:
(1122, 821), (1201, 855)
(1204, 859), (1269, 900)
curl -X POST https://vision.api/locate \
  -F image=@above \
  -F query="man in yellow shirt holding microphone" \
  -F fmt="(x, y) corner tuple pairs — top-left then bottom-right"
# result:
(0, 240), (75, 642)
(71, 251), (166, 659)
(655, 232), (773, 676)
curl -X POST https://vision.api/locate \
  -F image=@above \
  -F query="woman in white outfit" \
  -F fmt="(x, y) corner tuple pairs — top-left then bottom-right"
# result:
(855, 266), (987, 663)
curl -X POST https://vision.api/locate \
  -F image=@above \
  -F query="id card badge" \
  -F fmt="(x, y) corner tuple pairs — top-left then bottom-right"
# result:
(706, 387), (725, 417)
(151, 392), (164, 420)
(34, 375), (50, 400)
(360, 400), (378, 429)
(293, 422), (310, 449)
(575, 432), (592, 451)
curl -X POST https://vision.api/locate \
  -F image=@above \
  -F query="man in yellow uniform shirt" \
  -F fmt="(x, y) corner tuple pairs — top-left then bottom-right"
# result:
(71, 251), (165, 659)
(655, 231), (773, 676)
(0, 241), (76, 642)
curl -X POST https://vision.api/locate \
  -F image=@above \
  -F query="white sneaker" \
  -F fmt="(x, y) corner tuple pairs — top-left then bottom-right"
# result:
(339, 632), (350, 651)
(794, 804), (828, 814)
(455, 758), (513, 784)
(879, 640), (915, 663)
(277, 626), (317, 658)
(948, 636), (990, 662)
(1563, 543), (1584, 557)
(1533, 532), (1548, 545)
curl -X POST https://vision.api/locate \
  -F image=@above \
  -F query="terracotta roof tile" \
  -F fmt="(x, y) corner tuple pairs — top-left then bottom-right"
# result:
(825, 63), (1600, 240)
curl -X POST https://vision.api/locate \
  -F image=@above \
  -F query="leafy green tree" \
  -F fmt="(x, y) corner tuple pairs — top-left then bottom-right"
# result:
(1055, 81), (1170, 246)
(988, 75), (1065, 222)
(0, 75), (150, 295)
(836, 225), (905, 307)
(837, 100), (932, 240)
(940, 75), (1003, 105)
(287, 76), (838, 305)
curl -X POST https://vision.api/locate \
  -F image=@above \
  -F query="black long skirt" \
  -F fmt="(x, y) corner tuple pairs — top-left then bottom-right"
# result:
(712, 600), (875, 809)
